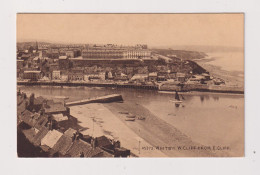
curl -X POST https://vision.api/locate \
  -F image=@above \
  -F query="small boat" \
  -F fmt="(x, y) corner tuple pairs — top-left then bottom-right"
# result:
(54, 96), (69, 100)
(137, 116), (146, 120)
(158, 91), (175, 94)
(169, 100), (183, 103)
(175, 91), (180, 101)
(126, 115), (136, 118)
(125, 118), (135, 121)
(169, 91), (183, 103)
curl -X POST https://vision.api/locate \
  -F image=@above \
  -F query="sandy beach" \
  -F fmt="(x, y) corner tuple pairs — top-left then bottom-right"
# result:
(70, 101), (232, 157)
(70, 103), (167, 157)
(105, 101), (234, 157)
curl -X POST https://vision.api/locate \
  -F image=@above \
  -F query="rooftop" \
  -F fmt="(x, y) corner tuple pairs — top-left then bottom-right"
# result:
(65, 139), (112, 157)
(34, 96), (46, 105)
(52, 113), (68, 122)
(41, 130), (63, 148)
(44, 101), (67, 114)
(51, 134), (74, 156)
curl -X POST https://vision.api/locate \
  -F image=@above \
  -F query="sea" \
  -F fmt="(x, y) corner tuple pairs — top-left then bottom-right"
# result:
(200, 51), (244, 76)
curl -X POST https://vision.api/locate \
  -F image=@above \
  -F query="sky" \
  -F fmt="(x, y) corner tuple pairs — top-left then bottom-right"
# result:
(17, 14), (244, 48)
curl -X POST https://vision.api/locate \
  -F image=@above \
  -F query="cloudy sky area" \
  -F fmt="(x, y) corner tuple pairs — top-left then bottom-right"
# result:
(17, 14), (244, 48)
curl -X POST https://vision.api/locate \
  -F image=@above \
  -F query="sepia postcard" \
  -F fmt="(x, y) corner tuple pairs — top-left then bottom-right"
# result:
(16, 13), (244, 157)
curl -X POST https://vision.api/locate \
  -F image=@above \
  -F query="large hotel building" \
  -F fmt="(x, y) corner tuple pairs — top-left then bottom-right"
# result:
(82, 44), (151, 60)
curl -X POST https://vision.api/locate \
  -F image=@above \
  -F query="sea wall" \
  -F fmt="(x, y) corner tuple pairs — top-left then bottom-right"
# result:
(17, 81), (244, 94)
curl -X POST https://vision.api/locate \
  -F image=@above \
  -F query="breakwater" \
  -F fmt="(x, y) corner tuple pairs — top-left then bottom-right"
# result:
(66, 94), (123, 106)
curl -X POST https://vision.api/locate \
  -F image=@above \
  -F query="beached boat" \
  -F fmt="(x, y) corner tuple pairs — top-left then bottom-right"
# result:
(137, 116), (146, 120)
(158, 91), (176, 94)
(125, 118), (135, 121)
(54, 96), (69, 100)
(126, 115), (136, 118)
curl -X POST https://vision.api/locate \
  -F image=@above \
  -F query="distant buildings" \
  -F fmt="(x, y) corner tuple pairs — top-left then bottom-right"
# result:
(176, 72), (186, 83)
(68, 72), (84, 81)
(52, 70), (61, 80)
(130, 74), (148, 83)
(84, 73), (106, 81)
(82, 44), (151, 60)
(23, 70), (42, 81)
(17, 60), (24, 69)
(60, 73), (69, 81)
(17, 42), (217, 87)
(58, 56), (70, 70)
(148, 72), (157, 82)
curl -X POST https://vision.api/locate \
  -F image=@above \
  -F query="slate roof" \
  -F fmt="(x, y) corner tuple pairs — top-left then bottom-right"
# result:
(22, 128), (37, 143)
(64, 128), (77, 137)
(51, 134), (74, 156)
(17, 95), (24, 106)
(34, 115), (49, 130)
(65, 139), (110, 157)
(96, 136), (113, 149)
(21, 124), (49, 147)
(40, 145), (51, 152)
(44, 102), (67, 114)
(20, 110), (38, 127)
(20, 110), (49, 129)
(34, 96), (45, 105)
(17, 100), (27, 115)
(31, 126), (49, 146)
(49, 128), (78, 156)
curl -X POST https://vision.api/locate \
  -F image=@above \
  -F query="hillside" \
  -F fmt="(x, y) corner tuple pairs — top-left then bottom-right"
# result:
(152, 49), (207, 60)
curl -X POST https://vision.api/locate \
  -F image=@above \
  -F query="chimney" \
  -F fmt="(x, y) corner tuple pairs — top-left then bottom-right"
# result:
(91, 138), (96, 149)
(72, 133), (76, 142)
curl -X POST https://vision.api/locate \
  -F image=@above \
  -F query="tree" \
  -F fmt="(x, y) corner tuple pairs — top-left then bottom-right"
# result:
(29, 93), (35, 108)
(28, 46), (34, 53)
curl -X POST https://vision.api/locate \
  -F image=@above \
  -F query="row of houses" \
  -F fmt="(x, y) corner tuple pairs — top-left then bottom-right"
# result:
(19, 69), (187, 83)
(18, 68), (189, 83)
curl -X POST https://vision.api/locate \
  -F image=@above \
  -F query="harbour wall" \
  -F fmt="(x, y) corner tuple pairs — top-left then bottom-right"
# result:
(17, 81), (244, 94)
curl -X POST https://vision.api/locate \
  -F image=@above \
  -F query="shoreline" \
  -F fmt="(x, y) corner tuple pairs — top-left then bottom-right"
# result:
(104, 101), (232, 157)
(70, 102), (230, 157)
(194, 53), (244, 88)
